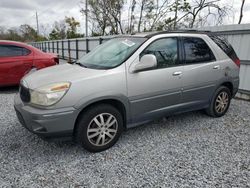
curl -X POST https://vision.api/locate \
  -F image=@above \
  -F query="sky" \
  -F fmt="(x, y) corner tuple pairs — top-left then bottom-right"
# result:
(0, 0), (250, 35)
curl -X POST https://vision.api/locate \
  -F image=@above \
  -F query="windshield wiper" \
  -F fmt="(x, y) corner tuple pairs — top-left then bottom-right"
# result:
(74, 62), (87, 68)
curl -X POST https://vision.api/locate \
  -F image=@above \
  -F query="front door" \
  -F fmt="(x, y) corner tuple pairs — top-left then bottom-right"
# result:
(127, 37), (183, 123)
(0, 44), (33, 86)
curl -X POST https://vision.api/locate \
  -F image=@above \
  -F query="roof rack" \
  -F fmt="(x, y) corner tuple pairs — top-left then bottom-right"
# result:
(145, 29), (212, 38)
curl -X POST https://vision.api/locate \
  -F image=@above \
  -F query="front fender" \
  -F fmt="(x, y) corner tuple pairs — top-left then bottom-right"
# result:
(73, 91), (130, 121)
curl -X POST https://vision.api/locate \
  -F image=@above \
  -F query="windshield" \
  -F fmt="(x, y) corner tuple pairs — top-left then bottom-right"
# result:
(77, 37), (147, 69)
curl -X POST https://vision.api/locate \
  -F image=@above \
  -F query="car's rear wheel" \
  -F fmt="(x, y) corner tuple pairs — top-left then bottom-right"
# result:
(206, 86), (231, 117)
(75, 104), (123, 152)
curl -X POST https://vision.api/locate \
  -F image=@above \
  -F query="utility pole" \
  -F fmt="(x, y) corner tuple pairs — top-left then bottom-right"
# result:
(36, 11), (39, 35)
(85, 0), (88, 37)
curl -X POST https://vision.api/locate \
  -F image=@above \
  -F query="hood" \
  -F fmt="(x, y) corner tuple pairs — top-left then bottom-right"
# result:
(23, 64), (107, 89)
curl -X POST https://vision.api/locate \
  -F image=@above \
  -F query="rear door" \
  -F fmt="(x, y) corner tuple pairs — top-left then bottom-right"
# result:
(180, 36), (222, 108)
(0, 44), (33, 86)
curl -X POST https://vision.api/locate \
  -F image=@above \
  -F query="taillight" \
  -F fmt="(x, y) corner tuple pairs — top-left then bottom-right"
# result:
(230, 52), (240, 68)
(234, 58), (240, 68)
(54, 57), (59, 64)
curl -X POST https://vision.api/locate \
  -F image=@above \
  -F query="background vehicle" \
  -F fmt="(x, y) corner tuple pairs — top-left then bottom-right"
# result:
(0, 40), (59, 87)
(14, 31), (240, 152)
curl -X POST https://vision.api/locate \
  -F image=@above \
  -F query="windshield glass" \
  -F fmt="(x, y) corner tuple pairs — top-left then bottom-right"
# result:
(77, 37), (147, 69)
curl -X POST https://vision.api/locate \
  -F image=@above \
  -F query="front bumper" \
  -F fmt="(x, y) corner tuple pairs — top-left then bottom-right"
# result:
(14, 94), (79, 138)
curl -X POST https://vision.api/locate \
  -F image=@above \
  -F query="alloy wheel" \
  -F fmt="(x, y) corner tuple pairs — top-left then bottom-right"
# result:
(87, 113), (118, 146)
(215, 91), (229, 113)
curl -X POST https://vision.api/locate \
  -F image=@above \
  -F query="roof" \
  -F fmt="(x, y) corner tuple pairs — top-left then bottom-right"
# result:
(0, 40), (43, 53)
(0, 40), (28, 45)
(0, 40), (35, 49)
(113, 30), (213, 39)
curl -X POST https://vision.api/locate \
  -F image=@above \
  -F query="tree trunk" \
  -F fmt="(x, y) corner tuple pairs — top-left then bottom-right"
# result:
(173, 0), (179, 29)
(238, 0), (245, 24)
(138, 1), (145, 33)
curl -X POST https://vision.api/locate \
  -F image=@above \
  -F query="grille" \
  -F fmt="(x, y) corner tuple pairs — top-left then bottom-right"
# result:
(20, 84), (30, 103)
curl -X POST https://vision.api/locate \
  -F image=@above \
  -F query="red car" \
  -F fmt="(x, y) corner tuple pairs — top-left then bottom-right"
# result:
(0, 40), (59, 87)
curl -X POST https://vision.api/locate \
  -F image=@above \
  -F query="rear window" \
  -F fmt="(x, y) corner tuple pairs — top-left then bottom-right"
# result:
(209, 35), (238, 60)
(183, 37), (215, 64)
(0, 45), (31, 57)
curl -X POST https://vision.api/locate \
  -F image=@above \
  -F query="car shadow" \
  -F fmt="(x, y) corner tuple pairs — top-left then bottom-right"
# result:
(32, 110), (208, 151)
(0, 86), (19, 94)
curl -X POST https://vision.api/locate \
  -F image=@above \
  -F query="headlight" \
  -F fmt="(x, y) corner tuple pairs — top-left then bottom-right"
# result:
(30, 82), (70, 106)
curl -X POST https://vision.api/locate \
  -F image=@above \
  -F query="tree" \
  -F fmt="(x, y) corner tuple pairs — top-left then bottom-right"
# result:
(1, 28), (23, 41)
(19, 24), (38, 41)
(138, 0), (149, 32)
(0, 26), (5, 36)
(171, 0), (191, 29)
(128, 0), (136, 33)
(144, 0), (170, 31)
(107, 0), (124, 34)
(174, 0), (229, 28)
(81, 0), (108, 35)
(65, 17), (83, 39)
(49, 17), (83, 40)
(238, 0), (245, 24)
(80, 0), (230, 35)
(81, 0), (124, 35)
(49, 21), (66, 40)
(0, 25), (46, 42)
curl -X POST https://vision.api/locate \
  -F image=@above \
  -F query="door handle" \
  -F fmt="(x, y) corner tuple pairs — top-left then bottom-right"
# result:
(172, 71), (182, 76)
(213, 65), (220, 69)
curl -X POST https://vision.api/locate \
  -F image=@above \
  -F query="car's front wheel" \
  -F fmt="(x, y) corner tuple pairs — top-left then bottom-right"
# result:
(206, 86), (231, 117)
(75, 104), (123, 152)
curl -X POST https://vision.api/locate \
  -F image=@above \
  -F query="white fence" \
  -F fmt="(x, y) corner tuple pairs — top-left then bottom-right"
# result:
(31, 36), (112, 60)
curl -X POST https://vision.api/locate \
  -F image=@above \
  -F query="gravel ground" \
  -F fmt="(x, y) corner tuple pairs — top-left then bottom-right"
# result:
(0, 87), (249, 188)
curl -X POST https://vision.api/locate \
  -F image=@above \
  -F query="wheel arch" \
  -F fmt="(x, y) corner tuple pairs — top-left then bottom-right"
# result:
(221, 81), (233, 96)
(73, 98), (129, 136)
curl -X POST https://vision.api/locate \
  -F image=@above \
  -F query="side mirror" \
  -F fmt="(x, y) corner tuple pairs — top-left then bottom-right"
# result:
(133, 54), (157, 72)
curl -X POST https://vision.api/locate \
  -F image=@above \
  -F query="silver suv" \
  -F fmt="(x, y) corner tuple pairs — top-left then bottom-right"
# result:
(14, 31), (240, 152)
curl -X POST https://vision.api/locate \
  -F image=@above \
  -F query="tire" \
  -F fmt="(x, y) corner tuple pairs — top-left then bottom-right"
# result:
(205, 86), (231, 117)
(75, 104), (123, 152)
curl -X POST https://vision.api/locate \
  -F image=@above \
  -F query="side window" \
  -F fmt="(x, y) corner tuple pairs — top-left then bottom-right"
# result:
(209, 35), (238, 61)
(22, 48), (31, 56)
(141, 38), (178, 68)
(183, 37), (215, 64)
(0, 45), (31, 57)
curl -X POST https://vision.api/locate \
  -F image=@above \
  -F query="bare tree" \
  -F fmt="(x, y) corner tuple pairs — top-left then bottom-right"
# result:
(171, 0), (191, 29)
(80, 0), (109, 36)
(128, 0), (136, 33)
(138, 0), (146, 32)
(175, 0), (229, 28)
(238, 0), (245, 24)
(145, 0), (172, 31)
(135, 0), (151, 33)
(81, 0), (124, 35)
(107, 0), (124, 34)
(80, 0), (230, 36)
